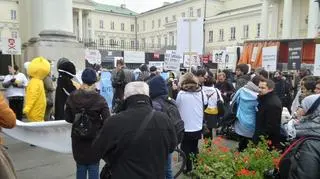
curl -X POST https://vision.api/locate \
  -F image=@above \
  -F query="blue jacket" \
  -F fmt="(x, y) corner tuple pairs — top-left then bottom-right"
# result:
(233, 87), (258, 138)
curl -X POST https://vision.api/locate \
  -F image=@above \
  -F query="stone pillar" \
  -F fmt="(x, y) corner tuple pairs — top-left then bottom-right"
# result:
(78, 9), (83, 40)
(270, 0), (279, 38)
(23, 0), (84, 76)
(261, 0), (269, 39)
(282, 0), (293, 39)
(308, 0), (320, 38)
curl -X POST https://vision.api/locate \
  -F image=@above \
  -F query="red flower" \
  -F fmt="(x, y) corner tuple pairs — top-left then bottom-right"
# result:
(273, 158), (280, 169)
(218, 146), (230, 153)
(236, 169), (256, 176)
(267, 140), (272, 145)
(243, 156), (250, 163)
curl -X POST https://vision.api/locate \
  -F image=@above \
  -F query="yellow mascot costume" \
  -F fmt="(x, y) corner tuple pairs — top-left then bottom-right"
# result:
(23, 57), (50, 122)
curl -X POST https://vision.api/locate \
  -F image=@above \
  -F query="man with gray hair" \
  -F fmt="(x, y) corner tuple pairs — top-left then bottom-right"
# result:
(93, 81), (177, 179)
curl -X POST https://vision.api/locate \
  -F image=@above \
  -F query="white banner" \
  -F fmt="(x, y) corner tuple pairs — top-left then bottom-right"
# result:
(124, 51), (145, 63)
(3, 120), (72, 153)
(149, 61), (164, 72)
(176, 18), (204, 56)
(183, 54), (200, 68)
(262, 46), (278, 72)
(85, 49), (101, 65)
(314, 44), (320, 76)
(1, 38), (21, 55)
(164, 51), (181, 71)
(212, 50), (226, 64)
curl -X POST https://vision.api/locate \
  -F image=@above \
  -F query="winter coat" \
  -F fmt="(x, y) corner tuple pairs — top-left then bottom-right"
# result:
(235, 74), (251, 90)
(274, 78), (292, 108)
(253, 91), (282, 148)
(233, 82), (259, 138)
(215, 80), (235, 103)
(65, 88), (110, 164)
(0, 93), (16, 145)
(54, 60), (77, 121)
(92, 95), (177, 179)
(43, 75), (55, 107)
(23, 57), (50, 122)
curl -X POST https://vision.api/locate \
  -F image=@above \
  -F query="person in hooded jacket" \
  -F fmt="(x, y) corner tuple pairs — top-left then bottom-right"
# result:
(233, 76), (262, 151)
(65, 68), (110, 179)
(55, 58), (77, 120)
(176, 73), (208, 174)
(93, 81), (177, 179)
(23, 57), (51, 122)
(280, 94), (320, 179)
(235, 64), (251, 90)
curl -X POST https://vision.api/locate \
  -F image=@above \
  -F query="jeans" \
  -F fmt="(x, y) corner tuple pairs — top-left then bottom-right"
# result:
(76, 163), (99, 179)
(166, 153), (173, 179)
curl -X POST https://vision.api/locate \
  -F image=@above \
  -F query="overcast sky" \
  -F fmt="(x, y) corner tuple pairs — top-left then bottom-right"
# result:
(93, 0), (178, 13)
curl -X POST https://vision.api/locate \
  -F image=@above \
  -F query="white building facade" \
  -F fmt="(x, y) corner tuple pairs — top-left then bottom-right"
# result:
(0, 0), (318, 54)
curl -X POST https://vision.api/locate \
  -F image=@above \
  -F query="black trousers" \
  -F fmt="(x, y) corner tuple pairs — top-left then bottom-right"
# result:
(181, 131), (201, 172)
(238, 135), (251, 152)
(8, 97), (24, 121)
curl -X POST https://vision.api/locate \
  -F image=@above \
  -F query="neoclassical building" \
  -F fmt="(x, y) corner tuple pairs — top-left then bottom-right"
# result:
(0, 0), (319, 54)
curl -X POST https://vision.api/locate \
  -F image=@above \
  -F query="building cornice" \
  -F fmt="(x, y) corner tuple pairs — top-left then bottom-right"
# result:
(92, 10), (136, 18)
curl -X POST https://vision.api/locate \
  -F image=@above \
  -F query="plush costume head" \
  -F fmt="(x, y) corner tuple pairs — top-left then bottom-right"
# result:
(57, 58), (76, 79)
(23, 57), (51, 122)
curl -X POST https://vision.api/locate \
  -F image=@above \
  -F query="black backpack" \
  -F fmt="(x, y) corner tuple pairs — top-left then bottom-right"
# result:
(157, 96), (184, 144)
(72, 108), (96, 139)
(278, 136), (320, 179)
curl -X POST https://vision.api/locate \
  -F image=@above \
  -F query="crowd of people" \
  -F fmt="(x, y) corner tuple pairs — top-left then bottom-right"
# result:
(1, 56), (320, 179)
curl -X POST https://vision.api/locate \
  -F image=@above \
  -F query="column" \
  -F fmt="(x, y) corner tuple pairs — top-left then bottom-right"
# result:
(78, 9), (83, 40)
(270, 0), (279, 38)
(308, 0), (320, 38)
(282, 0), (293, 39)
(261, 0), (269, 39)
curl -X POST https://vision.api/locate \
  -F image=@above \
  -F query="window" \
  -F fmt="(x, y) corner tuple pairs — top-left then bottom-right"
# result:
(158, 19), (161, 27)
(131, 24), (134, 32)
(197, 8), (201, 17)
(219, 29), (224, 41)
(109, 39), (117, 46)
(121, 23), (125, 31)
(99, 38), (105, 46)
(172, 15), (176, 21)
(111, 21), (115, 30)
(181, 12), (185, 18)
(257, 23), (261, 37)
(131, 40), (135, 48)
(143, 20), (146, 31)
(11, 31), (18, 38)
(99, 20), (104, 29)
(243, 25), (249, 39)
(189, 7), (193, 17)
(136, 41), (139, 48)
(151, 38), (155, 48)
(10, 10), (16, 20)
(165, 17), (168, 23)
(157, 37), (161, 48)
(152, 20), (155, 29)
(209, 30), (213, 43)
(141, 38), (146, 48)
(230, 27), (236, 40)
(164, 36), (168, 46)
(88, 19), (91, 28)
(121, 40), (125, 48)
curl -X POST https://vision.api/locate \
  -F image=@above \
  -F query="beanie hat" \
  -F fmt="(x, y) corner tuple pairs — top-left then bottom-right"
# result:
(150, 66), (157, 72)
(148, 76), (168, 99)
(81, 68), (97, 85)
(236, 64), (249, 74)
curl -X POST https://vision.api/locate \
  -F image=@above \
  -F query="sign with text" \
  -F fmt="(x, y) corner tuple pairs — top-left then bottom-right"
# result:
(124, 51), (145, 63)
(288, 41), (302, 70)
(183, 53), (200, 68)
(212, 50), (226, 64)
(100, 71), (113, 109)
(85, 49), (101, 65)
(262, 46), (278, 72)
(149, 61), (164, 72)
(164, 51), (181, 71)
(1, 38), (21, 55)
(314, 44), (320, 76)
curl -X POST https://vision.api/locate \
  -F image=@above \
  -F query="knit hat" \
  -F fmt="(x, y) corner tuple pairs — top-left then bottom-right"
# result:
(150, 66), (157, 72)
(81, 68), (97, 85)
(148, 76), (168, 99)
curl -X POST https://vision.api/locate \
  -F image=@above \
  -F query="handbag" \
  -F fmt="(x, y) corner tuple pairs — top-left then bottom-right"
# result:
(100, 111), (155, 179)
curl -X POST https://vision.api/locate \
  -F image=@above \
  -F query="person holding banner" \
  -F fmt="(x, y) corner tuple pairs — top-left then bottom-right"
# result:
(2, 65), (28, 121)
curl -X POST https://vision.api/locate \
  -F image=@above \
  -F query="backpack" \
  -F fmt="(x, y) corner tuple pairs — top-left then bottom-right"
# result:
(72, 108), (96, 139)
(278, 136), (320, 179)
(157, 96), (184, 144)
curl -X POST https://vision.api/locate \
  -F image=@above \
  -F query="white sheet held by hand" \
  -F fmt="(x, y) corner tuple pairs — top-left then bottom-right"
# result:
(3, 120), (72, 153)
